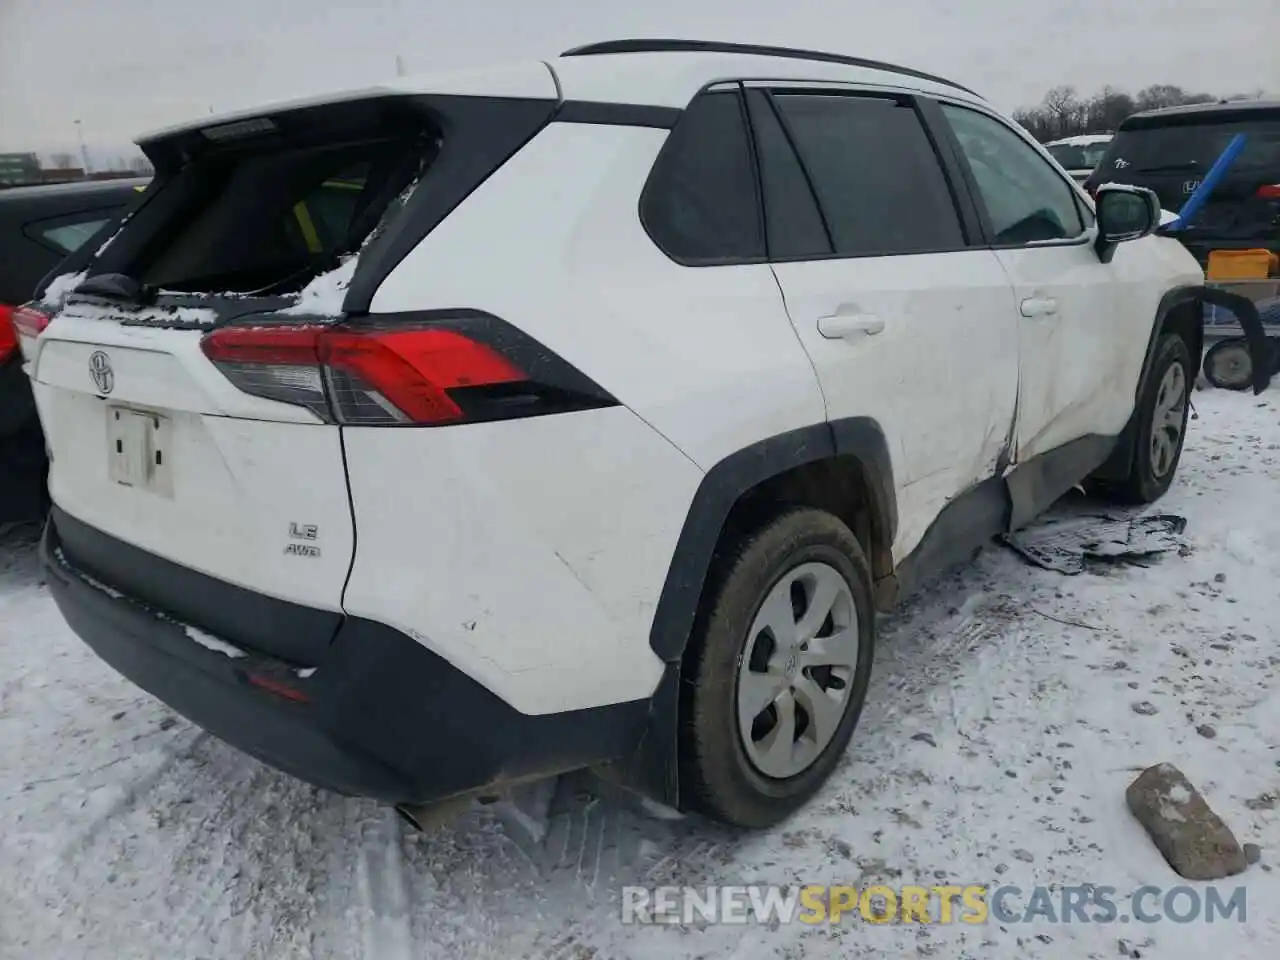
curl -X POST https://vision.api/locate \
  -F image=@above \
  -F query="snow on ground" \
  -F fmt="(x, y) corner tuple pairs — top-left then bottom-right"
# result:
(2, 387), (1279, 960)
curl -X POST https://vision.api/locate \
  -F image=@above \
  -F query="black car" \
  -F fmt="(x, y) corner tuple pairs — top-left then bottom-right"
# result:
(1085, 100), (1280, 266)
(1, 178), (147, 521)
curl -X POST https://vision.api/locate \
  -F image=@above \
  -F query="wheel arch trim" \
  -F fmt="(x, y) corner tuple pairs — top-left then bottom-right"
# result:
(646, 416), (897, 664)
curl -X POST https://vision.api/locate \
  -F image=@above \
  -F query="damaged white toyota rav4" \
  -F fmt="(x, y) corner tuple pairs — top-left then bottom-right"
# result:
(20, 40), (1231, 828)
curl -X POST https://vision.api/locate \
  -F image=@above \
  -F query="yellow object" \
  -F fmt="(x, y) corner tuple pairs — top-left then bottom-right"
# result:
(292, 201), (323, 254)
(1206, 249), (1278, 281)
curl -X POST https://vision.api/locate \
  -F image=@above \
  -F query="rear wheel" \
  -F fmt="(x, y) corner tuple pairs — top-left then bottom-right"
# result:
(679, 508), (875, 828)
(1104, 334), (1192, 504)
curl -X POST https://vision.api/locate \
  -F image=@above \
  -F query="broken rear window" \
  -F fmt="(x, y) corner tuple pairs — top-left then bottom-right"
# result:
(136, 134), (431, 295)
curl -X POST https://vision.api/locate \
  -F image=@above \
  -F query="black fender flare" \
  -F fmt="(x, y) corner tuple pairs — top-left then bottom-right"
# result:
(621, 417), (896, 806)
(1135, 284), (1271, 398)
(1136, 286), (1205, 403)
(1097, 283), (1273, 481)
(1198, 286), (1274, 395)
(646, 416), (897, 663)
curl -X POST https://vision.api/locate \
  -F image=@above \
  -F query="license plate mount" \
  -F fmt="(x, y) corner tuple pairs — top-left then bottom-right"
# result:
(106, 406), (173, 497)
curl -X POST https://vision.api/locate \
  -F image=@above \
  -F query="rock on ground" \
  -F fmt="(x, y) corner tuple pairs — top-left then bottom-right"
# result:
(1126, 763), (1247, 880)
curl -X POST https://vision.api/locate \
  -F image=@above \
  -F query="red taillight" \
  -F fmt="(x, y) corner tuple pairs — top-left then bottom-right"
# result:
(0, 305), (16, 363)
(322, 327), (524, 424)
(11, 305), (51, 339)
(200, 322), (531, 425)
(1256, 184), (1280, 200)
(3, 305), (52, 364)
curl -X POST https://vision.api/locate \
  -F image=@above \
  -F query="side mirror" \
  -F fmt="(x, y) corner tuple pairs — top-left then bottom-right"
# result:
(1094, 184), (1161, 263)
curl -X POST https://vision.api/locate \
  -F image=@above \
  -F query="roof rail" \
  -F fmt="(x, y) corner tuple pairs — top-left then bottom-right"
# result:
(559, 39), (981, 98)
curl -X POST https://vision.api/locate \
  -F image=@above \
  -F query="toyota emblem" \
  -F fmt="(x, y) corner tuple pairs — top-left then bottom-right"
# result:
(89, 350), (114, 395)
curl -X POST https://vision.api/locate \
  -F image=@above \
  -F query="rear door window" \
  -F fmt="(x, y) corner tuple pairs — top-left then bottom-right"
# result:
(770, 93), (966, 257)
(941, 104), (1085, 245)
(641, 89), (764, 264)
(743, 89), (832, 259)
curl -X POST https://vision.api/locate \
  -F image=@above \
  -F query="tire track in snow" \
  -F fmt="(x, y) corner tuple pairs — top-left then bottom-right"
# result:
(57, 727), (208, 861)
(354, 808), (413, 960)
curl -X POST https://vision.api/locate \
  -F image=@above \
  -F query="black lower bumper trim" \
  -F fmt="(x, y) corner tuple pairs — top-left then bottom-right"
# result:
(42, 510), (652, 804)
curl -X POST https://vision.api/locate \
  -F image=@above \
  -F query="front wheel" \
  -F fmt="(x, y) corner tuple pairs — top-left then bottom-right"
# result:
(1105, 334), (1193, 504)
(678, 508), (875, 828)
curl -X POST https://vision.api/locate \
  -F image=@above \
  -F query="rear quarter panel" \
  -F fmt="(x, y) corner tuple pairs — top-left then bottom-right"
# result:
(357, 121), (827, 713)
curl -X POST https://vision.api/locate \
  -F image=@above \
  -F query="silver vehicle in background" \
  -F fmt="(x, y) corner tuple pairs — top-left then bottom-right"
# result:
(1046, 133), (1114, 182)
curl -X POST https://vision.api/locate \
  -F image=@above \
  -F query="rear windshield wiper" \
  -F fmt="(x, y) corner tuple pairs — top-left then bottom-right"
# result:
(74, 273), (155, 304)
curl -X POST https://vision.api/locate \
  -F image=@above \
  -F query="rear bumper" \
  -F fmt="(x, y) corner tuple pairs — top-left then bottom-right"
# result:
(42, 507), (651, 804)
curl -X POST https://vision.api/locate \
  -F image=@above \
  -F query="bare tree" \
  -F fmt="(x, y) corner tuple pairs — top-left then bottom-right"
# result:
(127, 155), (154, 175)
(1042, 85), (1081, 139)
(49, 151), (77, 169)
(1134, 84), (1213, 112)
(1015, 82), (1232, 143)
(1012, 106), (1054, 142)
(1085, 86), (1136, 133)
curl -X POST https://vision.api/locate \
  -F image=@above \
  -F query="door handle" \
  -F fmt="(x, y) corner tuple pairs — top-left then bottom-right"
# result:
(1020, 297), (1058, 318)
(817, 312), (886, 339)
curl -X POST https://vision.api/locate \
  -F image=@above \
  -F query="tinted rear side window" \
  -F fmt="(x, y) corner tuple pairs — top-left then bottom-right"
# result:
(642, 90), (764, 264)
(744, 89), (832, 259)
(30, 213), (116, 253)
(772, 94), (965, 256)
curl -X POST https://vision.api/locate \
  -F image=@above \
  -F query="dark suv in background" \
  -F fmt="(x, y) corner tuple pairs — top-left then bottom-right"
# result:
(1, 178), (147, 522)
(1085, 100), (1280, 266)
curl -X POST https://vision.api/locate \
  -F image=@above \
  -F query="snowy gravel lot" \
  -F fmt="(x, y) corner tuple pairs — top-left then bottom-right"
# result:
(2, 387), (1278, 960)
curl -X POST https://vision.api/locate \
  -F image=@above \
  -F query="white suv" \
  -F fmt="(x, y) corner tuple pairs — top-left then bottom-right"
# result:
(23, 40), (1214, 828)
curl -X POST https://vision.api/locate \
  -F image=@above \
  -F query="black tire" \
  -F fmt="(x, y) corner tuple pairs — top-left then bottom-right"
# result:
(678, 507), (875, 828)
(1202, 337), (1253, 391)
(1105, 334), (1193, 504)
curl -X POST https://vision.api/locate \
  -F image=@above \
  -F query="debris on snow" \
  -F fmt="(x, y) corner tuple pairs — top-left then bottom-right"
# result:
(1245, 843), (1262, 864)
(1125, 763), (1247, 880)
(1002, 513), (1187, 574)
(1132, 701), (1159, 715)
(1119, 937), (1157, 958)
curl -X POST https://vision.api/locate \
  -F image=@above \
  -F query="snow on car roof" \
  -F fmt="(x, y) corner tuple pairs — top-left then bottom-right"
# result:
(1046, 134), (1114, 146)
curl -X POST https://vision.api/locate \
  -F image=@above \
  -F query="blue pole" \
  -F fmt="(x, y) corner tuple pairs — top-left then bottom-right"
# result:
(1164, 133), (1247, 232)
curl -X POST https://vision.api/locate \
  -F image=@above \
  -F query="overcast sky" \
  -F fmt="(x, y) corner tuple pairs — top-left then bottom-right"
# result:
(1, 0), (1276, 159)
